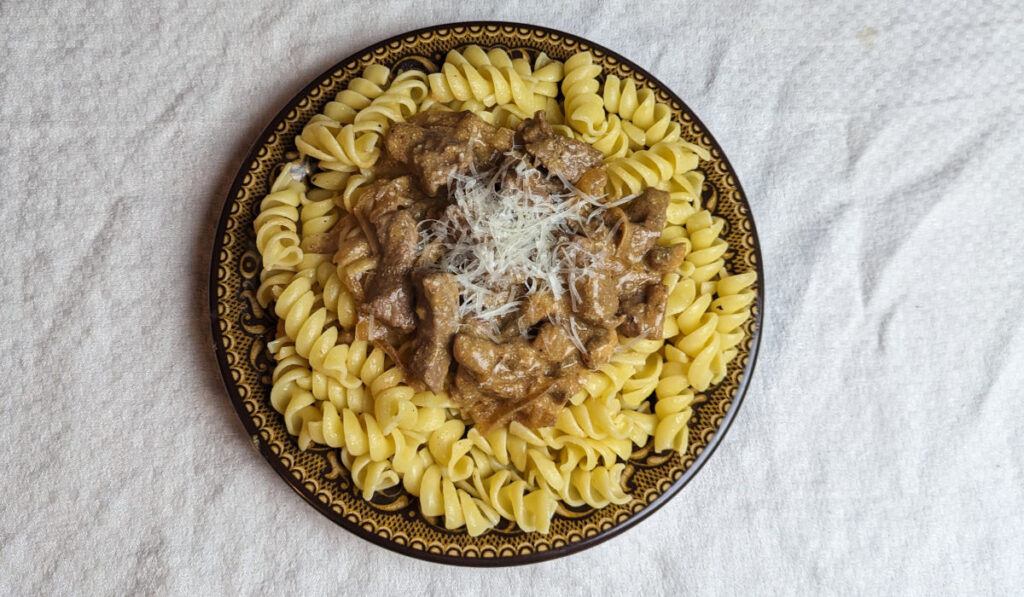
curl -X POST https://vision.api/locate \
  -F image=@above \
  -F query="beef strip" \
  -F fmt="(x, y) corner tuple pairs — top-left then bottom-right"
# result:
(624, 187), (670, 232)
(452, 333), (502, 381)
(517, 111), (603, 183)
(606, 187), (671, 262)
(452, 334), (546, 401)
(386, 110), (514, 197)
(575, 165), (607, 197)
(501, 166), (563, 199)
(333, 235), (373, 301)
(451, 317), (591, 431)
(617, 282), (669, 339)
(359, 209), (418, 332)
(409, 271), (460, 393)
(515, 290), (568, 331)
(581, 325), (619, 368)
(302, 231), (339, 255)
(508, 375), (579, 429)
(573, 271), (621, 326)
(533, 322), (577, 363)
(451, 111), (515, 167)
(645, 243), (689, 275)
(454, 362), (572, 433)
(361, 176), (421, 223)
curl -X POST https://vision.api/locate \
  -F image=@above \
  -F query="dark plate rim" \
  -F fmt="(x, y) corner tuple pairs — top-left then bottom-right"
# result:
(209, 20), (764, 567)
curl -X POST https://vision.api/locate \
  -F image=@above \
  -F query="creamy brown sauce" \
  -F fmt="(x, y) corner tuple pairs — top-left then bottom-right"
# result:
(335, 109), (686, 432)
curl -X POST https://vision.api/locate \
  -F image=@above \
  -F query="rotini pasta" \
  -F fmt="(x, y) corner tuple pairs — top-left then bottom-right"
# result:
(322, 64), (391, 127)
(351, 69), (428, 136)
(530, 52), (564, 96)
(536, 462), (632, 509)
(428, 49), (537, 118)
(562, 51), (607, 137)
(606, 140), (708, 200)
(586, 115), (641, 159)
(254, 164), (305, 271)
(475, 469), (557, 534)
(298, 188), (341, 254)
(603, 75), (683, 147)
(417, 464), (501, 536)
(256, 47), (757, 536)
(653, 345), (697, 453)
(295, 115), (380, 171)
(343, 448), (401, 500)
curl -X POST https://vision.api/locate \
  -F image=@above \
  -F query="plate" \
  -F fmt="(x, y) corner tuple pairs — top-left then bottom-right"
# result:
(210, 21), (763, 566)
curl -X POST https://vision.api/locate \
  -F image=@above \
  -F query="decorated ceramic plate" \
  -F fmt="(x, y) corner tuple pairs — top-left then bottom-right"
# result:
(210, 21), (763, 565)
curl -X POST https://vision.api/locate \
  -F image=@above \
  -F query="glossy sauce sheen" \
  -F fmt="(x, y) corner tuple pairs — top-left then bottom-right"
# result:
(336, 109), (687, 432)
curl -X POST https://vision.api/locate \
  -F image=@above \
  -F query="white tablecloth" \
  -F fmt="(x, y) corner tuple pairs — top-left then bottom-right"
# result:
(2, 1), (1022, 594)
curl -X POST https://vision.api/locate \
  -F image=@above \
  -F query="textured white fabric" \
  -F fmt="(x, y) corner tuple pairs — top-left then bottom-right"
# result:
(2, 1), (1022, 594)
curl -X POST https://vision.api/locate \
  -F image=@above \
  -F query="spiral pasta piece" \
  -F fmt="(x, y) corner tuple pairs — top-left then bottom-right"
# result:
(536, 463), (632, 508)
(254, 164), (305, 271)
(684, 210), (728, 284)
(307, 169), (348, 192)
(634, 103), (681, 147)
(467, 422), (550, 471)
(552, 395), (630, 440)
(426, 419), (476, 482)
(256, 267), (295, 308)
(453, 45), (531, 75)
(352, 69), (428, 136)
(584, 115), (642, 159)
(295, 116), (380, 172)
(606, 141), (705, 200)
(620, 349), (663, 409)
(603, 75), (684, 148)
(299, 188), (341, 254)
(352, 346), (417, 435)
(297, 67), (428, 172)
(477, 469), (557, 534)
(570, 357), (637, 406)
(529, 52), (564, 99)
(707, 271), (757, 380)
(418, 464), (501, 536)
(603, 76), (650, 122)
(342, 449), (400, 500)
(548, 433), (633, 472)
(307, 368), (350, 411)
(322, 64), (392, 125)
(712, 272), (756, 340)
(428, 51), (537, 117)
(521, 447), (567, 493)
(617, 407), (659, 448)
(311, 259), (356, 329)
(561, 52), (607, 137)
(275, 276), (375, 388)
(322, 404), (396, 460)
(671, 276), (722, 393)
(267, 339), (325, 450)
(268, 339), (311, 416)
(653, 344), (697, 453)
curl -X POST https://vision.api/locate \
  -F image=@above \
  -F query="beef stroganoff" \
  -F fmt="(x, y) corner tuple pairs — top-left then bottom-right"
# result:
(254, 45), (756, 535)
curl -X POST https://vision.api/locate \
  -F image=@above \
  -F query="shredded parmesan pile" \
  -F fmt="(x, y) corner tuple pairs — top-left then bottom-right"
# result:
(418, 154), (618, 325)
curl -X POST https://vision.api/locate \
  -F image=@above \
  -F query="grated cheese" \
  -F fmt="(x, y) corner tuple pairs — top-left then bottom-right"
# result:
(418, 153), (618, 332)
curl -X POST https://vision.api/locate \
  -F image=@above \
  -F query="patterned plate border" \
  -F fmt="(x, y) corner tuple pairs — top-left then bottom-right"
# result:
(209, 21), (764, 566)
